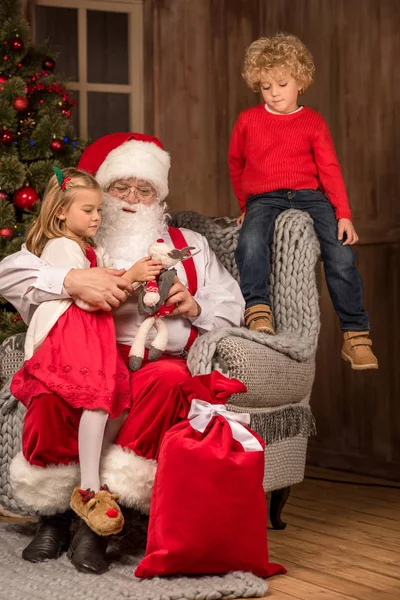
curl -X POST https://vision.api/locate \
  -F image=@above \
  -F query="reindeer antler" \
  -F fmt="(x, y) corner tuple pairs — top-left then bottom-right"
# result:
(167, 246), (200, 261)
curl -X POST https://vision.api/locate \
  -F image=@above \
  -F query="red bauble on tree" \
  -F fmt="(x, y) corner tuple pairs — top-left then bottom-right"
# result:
(50, 138), (64, 153)
(13, 186), (39, 210)
(9, 37), (24, 52)
(0, 73), (7, 90)
(42, 57), (55, 71)
(13, 95), (29, 111)
(0, 227), (14, 240)
(1, 129), (13, 146)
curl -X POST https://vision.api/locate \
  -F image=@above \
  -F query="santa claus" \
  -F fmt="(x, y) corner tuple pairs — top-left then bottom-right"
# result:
(0, 133), (244, 574)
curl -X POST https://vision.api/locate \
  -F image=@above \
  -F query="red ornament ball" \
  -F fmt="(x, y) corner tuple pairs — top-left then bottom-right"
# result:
(13, 95), (29, 111)
(42, 57), (55, 71)
(13, 186), (39, 210)
(0, 227), (14, 240)
(0, 73), (7, 88)
(0, 191), (8, 200)
(1, 129), (13, 145)
(61, 108), (71, 118)
(50, 138), (64, 153)
(10, 37), (24, 52)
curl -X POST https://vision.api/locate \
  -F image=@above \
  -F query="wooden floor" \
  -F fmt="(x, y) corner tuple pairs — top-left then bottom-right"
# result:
(266, 467), (400, 599)
(1, 467), (399, 599)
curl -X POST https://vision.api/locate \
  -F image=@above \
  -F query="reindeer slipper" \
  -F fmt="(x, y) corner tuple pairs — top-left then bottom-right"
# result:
(70, 484), (124, 536)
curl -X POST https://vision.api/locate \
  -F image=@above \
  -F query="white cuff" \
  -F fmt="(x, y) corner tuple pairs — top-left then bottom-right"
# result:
(31, 266), (71, 297)
(189, 298), (214, 331)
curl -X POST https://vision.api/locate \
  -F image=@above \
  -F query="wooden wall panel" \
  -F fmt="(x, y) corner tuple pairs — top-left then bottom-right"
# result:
(145, 0), (400, 479)
(309, 244), (400, 480)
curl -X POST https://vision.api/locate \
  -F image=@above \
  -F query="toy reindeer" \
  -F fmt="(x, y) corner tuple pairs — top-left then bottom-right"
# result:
(129, 238), (199, 371)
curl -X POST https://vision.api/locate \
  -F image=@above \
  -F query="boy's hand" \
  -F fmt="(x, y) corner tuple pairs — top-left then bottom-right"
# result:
(338, 218), (359, 246)
(236, 214), (245, 226)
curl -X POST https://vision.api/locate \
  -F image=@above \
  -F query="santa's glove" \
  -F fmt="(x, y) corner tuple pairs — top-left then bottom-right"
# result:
(143, 280), (160, 307)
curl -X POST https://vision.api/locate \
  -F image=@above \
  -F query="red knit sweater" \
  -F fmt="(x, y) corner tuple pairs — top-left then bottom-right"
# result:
(228, 105), (352, 220)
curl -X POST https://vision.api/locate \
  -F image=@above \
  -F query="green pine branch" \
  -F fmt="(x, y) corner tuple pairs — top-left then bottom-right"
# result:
(0, 76), (26, 102)
(0, 198), (16, 228)
(0, 309), (27, 344)
(0, 155), (26, 192)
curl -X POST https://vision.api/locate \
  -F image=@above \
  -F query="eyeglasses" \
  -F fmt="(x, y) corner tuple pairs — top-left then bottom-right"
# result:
(110, 182), (157, 201)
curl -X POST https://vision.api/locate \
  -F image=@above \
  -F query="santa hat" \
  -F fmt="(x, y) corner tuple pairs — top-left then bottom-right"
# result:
(78, 132), (171, 200)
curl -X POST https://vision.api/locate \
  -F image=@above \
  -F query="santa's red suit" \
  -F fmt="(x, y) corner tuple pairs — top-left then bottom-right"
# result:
(2, 133), (245, 516)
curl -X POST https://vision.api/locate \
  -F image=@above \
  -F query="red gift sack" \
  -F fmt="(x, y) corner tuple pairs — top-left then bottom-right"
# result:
(135, 371), (286, 578)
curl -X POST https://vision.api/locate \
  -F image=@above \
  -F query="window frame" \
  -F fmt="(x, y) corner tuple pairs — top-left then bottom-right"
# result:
(31, 0), (144, 138)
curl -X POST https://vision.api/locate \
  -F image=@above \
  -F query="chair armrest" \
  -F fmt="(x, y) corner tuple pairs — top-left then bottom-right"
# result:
(215, 336), (315, 408)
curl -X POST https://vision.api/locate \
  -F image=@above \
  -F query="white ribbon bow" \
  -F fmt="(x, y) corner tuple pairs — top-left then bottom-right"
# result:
(188, 399), (263, 452)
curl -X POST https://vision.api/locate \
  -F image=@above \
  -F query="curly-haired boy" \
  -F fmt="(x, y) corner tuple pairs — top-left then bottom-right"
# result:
(229, 33), (377, 369)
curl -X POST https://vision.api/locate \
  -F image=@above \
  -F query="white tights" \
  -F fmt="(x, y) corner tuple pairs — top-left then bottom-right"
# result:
(78, 409), (128, 492)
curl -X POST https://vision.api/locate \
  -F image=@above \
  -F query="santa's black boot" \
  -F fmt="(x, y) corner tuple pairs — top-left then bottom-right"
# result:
(22, 511), (73, 563)
(118, 506), (149, 554)
(67, 520), (109, 574)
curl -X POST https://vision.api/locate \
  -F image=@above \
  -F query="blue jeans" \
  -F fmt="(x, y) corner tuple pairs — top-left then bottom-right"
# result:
(235, 189), (369, 331)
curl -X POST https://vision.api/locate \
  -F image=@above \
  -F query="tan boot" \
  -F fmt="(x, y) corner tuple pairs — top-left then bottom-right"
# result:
(244, 304), (275, 335)
(70, 485), (124, 537)
(341, 331), (378, 370)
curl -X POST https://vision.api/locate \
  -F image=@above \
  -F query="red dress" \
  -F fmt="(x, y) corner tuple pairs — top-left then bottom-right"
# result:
(10, 246), (132, 418)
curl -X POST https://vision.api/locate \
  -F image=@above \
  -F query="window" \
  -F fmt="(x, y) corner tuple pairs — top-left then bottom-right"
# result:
(32, 0), (144, 139)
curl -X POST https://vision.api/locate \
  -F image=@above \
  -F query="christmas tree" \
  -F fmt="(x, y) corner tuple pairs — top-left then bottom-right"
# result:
(0, 0), (85, 342)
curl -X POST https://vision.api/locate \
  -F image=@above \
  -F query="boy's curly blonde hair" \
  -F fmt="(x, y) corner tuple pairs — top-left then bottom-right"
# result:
(243, 33), (315, 93)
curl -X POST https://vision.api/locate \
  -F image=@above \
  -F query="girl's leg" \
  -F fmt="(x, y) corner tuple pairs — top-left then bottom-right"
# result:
(78, 409), (108, 491)
(102, 410), (129, 452)
(72, 408), (125, 537)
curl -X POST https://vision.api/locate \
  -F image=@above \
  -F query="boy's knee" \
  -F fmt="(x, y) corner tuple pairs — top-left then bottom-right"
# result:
(324, 242), (355, 270)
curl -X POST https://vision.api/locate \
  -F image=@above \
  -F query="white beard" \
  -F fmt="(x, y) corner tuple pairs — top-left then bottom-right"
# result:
(96, 194), (169, 267)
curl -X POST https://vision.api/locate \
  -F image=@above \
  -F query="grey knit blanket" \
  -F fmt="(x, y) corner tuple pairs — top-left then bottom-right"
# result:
(0, 523), (269, 600)
(177, 209), (321, 374)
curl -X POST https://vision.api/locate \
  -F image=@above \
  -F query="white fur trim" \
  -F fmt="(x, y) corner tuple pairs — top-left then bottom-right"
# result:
(95, 139), (171, 200)
(10, 452), (79, 515)
(100, 445), (156, 514)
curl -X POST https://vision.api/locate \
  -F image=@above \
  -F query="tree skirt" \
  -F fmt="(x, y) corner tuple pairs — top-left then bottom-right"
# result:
(0, 523), (268, 600)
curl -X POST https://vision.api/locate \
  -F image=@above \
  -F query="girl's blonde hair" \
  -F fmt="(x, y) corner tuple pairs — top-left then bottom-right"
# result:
(25, 167), (101, 257)
(243, 33), (315, 93)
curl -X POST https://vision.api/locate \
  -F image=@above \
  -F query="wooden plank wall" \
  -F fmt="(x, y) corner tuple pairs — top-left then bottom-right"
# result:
(144, 0), (400, 480)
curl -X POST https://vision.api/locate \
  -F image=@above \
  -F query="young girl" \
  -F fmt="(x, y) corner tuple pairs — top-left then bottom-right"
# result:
(10, 167), (161, 536)
(229, 33), (377, 370)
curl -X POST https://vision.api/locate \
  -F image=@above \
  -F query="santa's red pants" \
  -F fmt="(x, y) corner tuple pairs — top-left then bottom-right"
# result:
(11, 349), (192, 515)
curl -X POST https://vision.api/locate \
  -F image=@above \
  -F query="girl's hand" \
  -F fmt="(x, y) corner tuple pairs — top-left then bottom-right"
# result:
(337, 218), (359, 246)
(236, 214), (245, 226)
(124, 257), (162, 283)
